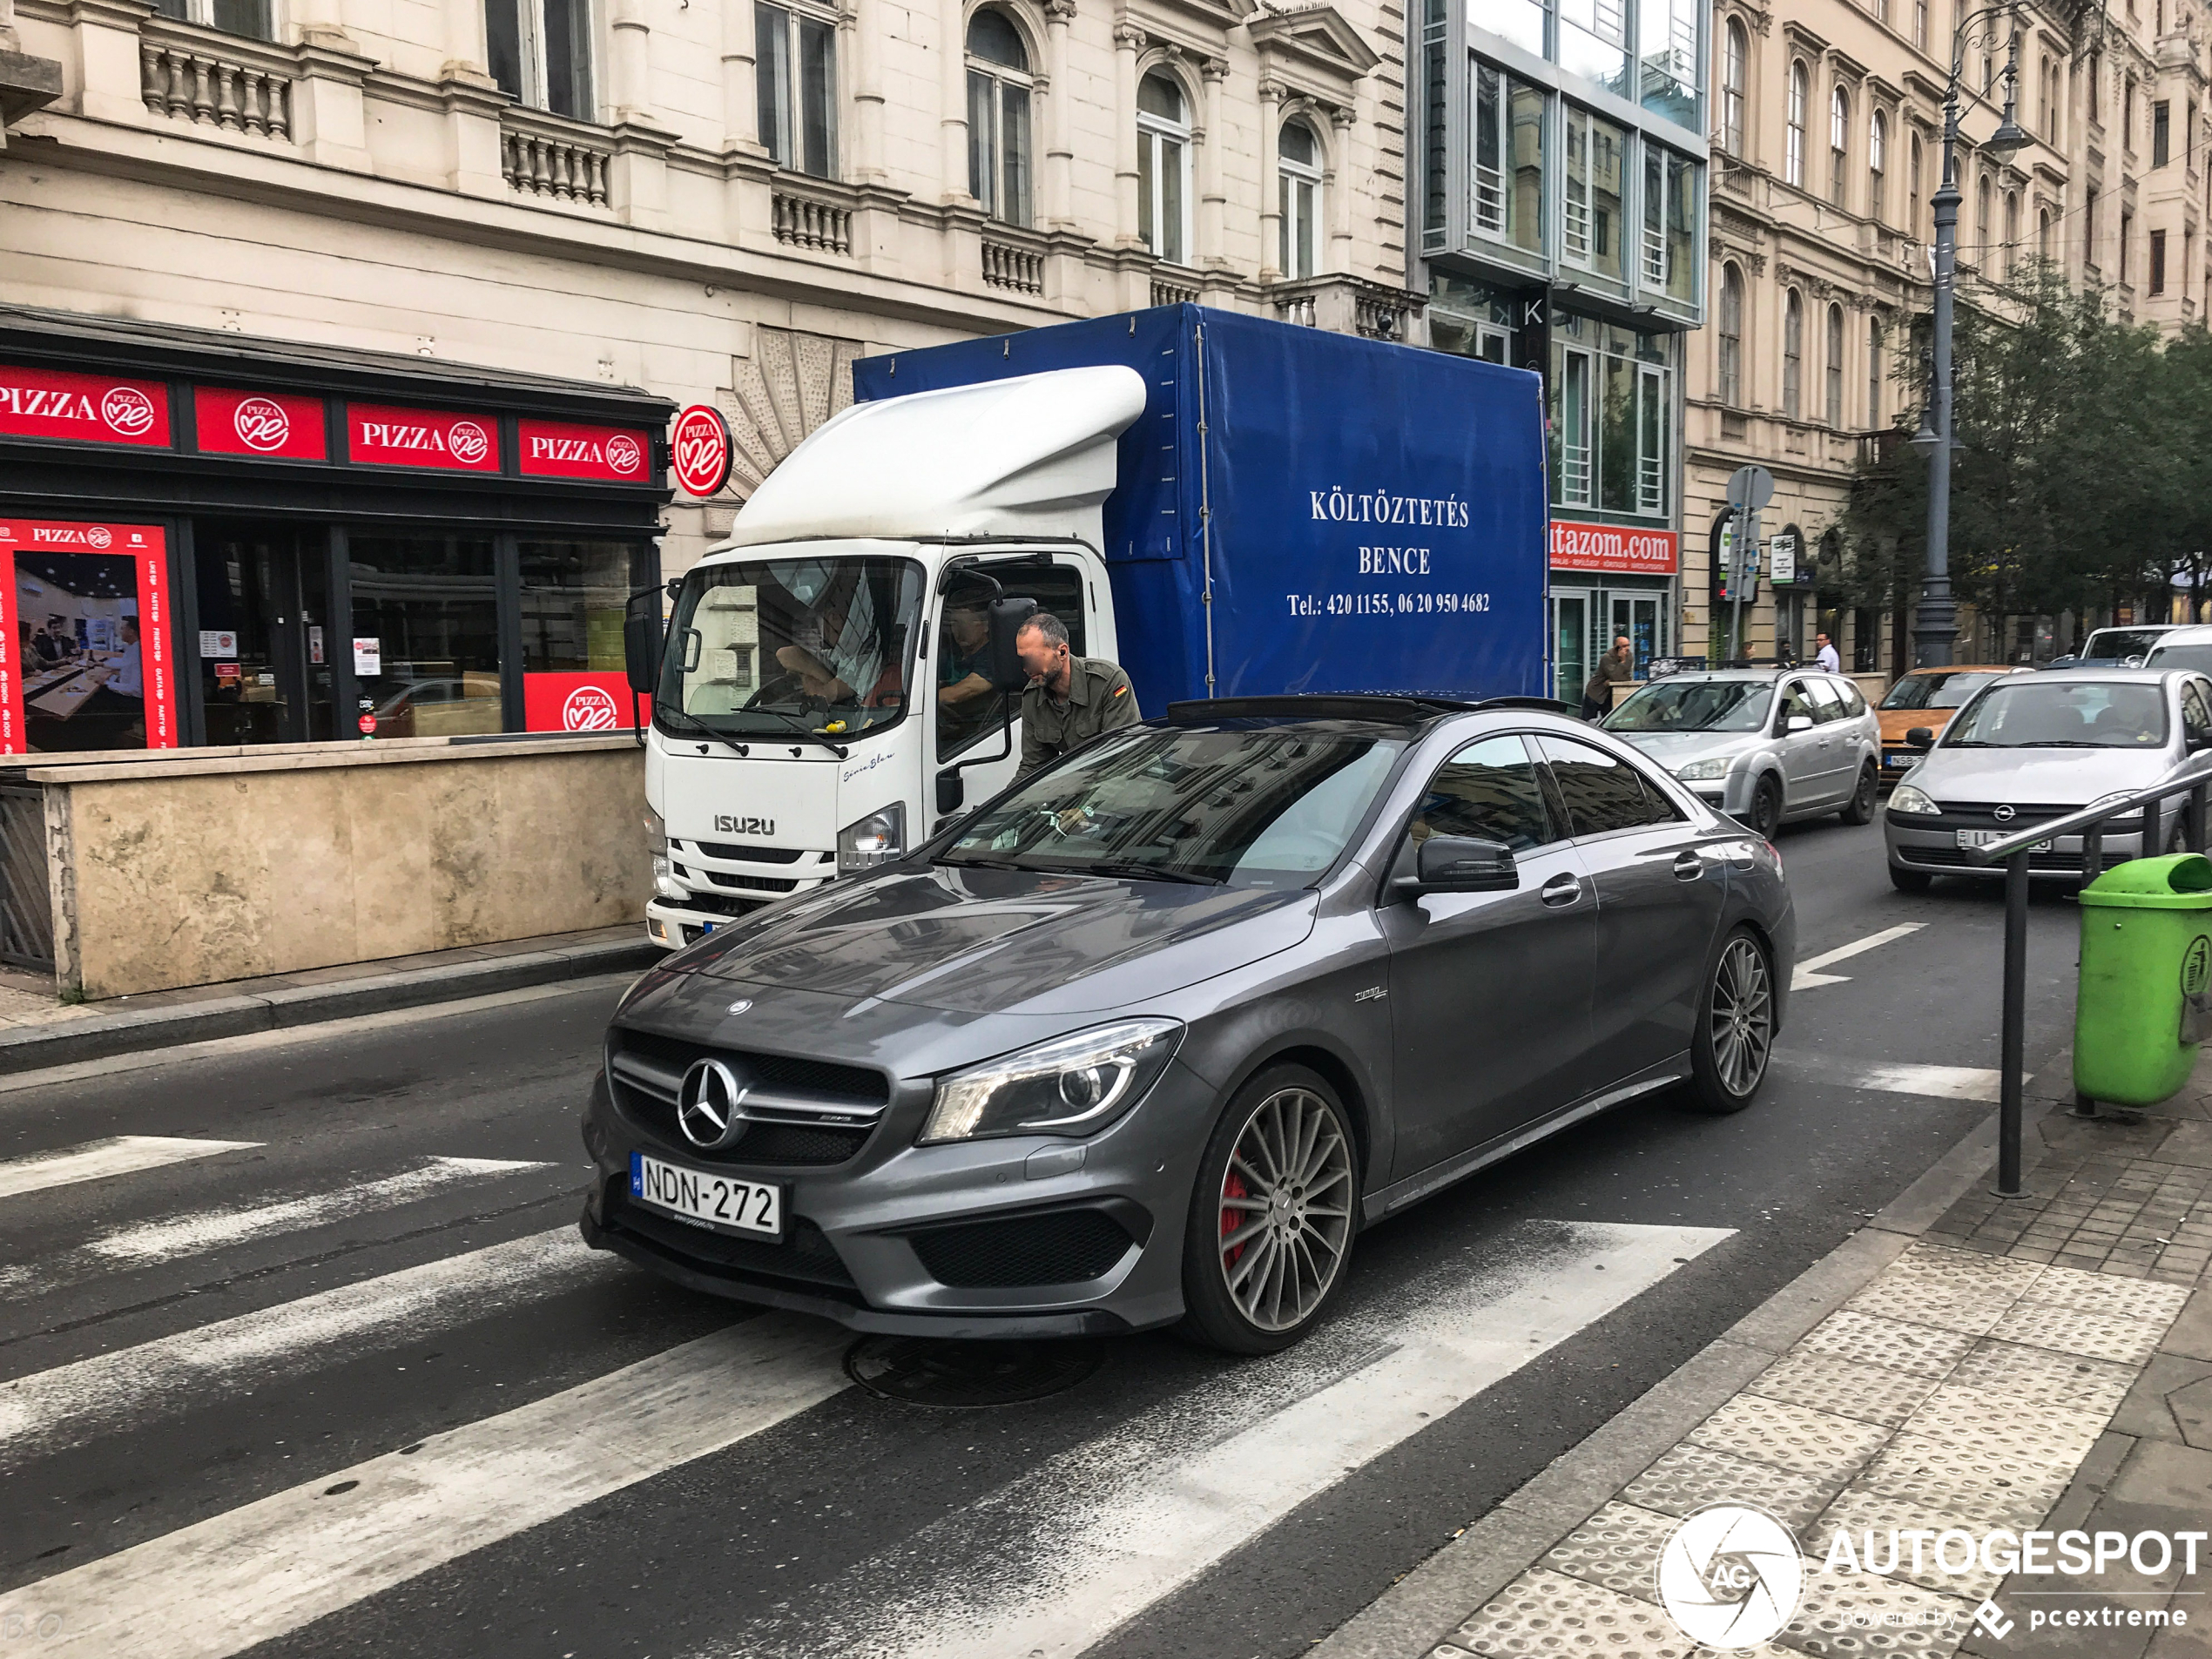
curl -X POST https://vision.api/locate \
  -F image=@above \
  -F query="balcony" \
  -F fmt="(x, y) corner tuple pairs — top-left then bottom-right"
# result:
(137, 24), (292, 141)
(981, 227), (1044, 296)
(772, 180), (853, 256)
(1269, 273), (1425, 341)
(500, 110), (610, 207)
(1150, 271), (1201, 307)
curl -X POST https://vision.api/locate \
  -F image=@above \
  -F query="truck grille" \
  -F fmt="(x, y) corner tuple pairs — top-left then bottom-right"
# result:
(678, 867), (800, 894)
(681, 841), (809, 864)
(607, 1028), (888, 1167)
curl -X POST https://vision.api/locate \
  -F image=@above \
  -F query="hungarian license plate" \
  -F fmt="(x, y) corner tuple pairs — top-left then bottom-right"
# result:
(631, 1152), (784, 1238)
(1956, 828), (2051, 851)
(1885, 752), (1913, 768)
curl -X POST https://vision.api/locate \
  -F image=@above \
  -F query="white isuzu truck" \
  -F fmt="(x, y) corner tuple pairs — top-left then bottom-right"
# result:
(629, 307), (1549, 950)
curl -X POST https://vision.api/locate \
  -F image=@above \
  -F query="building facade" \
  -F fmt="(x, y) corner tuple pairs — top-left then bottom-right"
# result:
(1417, 0), (1711, 701)
(1686, 0), (2209, 672)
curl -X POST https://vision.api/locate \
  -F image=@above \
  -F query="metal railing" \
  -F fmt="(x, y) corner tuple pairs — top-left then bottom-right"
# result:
(1966, 757), (2212, 1196)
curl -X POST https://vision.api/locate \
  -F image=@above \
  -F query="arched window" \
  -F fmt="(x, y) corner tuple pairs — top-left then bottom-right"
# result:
(1830, 84), (1850, 206)
(1909, 130), (1924, 237)
(1136, 71), (1190, 265)
(1975, 173), (1992, 264)
(2003, 191), (2020, 274)
(1868, 108), (1887, 221)
(1278, 118), (1323, 279)
(1719, 263), (1745, 406)
(1824, 303), (1844, 427)
(1784, 288), (1804, 419)
(2039, 206), (2052, 260)
(1722, 20), (1748, 158)
(1786, 61), (1807, 185)
(1867, 318), (1884, 428)
(966, 8), (1033, 226)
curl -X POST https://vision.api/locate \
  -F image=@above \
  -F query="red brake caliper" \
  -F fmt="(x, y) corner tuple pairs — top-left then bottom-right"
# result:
(1221, 1168), (1249, 1268)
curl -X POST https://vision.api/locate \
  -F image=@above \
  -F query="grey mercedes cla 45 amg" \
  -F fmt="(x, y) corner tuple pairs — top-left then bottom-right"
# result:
(580, 696), (1797, 1353)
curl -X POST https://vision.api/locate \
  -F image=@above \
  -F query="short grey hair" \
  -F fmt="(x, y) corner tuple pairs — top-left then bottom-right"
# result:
(1019, 610), (1069, 649)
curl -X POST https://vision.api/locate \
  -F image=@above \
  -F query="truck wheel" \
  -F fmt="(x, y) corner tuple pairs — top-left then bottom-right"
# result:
(1889, 864), (1934, 894)
(1838, 764), (1879, 826)
(1748, 776), (1784, 840)
(1682, 929), (1775, 1115)
(1179, 1066), (1358, 1355)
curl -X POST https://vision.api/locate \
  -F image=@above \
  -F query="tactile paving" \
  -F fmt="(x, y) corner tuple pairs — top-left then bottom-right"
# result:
(1783, 1567), (1976, 1656)
(2019, 1264), (2192, 1325)
(1986, 1301), (2166, 1366)
(1855, 1431), (2076, 1532)
(1796, 1312), (1978, 1379)
(1750, 1353), (1942, 1429)
(1945, 1338), (2138, 1416)
(1810, 1487), (2008, 1602)
(1621, 1441), (1841, 1531)
(1447, 1566), (1696, 1659)
(1897, 1383), (2107, 1463)
(1686, 1393), (1891, 1485)
(1539, 1500), (1675, 1603)
(1842, 1247), (2043, 1336)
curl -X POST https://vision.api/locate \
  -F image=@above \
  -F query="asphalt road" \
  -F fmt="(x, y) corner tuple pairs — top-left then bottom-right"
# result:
(0, 815), (2087, 1659)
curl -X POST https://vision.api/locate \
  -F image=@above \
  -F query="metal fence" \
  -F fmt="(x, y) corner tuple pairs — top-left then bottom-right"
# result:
(0, 784), (53, 974)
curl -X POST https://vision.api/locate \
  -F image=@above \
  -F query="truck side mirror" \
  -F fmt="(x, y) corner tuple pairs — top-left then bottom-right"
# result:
(936, 771), (965, 815)
(1905, 726), (1935, 750)
(624, 590), (662, 696)
(1395, 836), (1519, 895)
(987, 597), (1040, 693)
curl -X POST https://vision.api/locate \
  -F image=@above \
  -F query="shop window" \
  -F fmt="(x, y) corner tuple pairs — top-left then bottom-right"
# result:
(485, 0), (595, 120)
(1564, 106), (1625, 280)
(193, 523), (334, 748)
(1137, 71), (1191, 266)
(520, 540), (645, 731)
(1472, 61), (1544, 254)
(1279, 118), (1324, 279)
(348, 535), (502, 739)
(150, 0), (273, 40)
(967, 9), (1033, 226)
(758, 0), (838, 178)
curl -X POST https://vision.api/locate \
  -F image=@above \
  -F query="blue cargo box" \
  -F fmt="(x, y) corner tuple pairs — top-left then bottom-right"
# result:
(851, 305), (1550, 706)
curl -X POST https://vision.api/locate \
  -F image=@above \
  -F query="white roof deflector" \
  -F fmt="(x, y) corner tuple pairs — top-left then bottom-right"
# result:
(725, 364), (1150, 546)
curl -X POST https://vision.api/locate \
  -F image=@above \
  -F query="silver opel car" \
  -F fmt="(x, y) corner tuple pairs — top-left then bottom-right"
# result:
(581, 695), (1796, 1353)
(1602, 670), (1882, 840)
(1884, 668), (2212, 890)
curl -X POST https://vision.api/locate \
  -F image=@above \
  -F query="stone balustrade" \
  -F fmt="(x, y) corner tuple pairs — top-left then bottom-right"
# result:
(138, 35), (290, 139)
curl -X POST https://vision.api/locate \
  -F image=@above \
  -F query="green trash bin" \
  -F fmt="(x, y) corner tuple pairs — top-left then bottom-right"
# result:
(2076, 853), (2212, 1108)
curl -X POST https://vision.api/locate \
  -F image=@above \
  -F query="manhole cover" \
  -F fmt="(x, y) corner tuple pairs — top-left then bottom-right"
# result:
(844, 1336), (1105, 1408)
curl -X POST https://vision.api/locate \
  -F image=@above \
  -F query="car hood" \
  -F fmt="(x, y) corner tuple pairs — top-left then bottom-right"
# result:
(1910, 746), (2175, 803)
(1878, 708), (1960, 744)
(1612, 730), (1758, 768)
(674, 864), (1319, 1015)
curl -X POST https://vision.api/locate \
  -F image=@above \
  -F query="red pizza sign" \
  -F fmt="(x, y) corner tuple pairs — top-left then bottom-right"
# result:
(671, 404), (733, 497)
(0, 518), (178, 755)
(195, 387), (327, 461)
(347, 403), (501, 472)
(518, 418), (652, 482)
(0, 366), (171, 448)
(1549, 520), (1680, 576)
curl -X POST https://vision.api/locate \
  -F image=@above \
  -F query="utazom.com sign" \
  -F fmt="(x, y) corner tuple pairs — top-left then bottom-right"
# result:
(1657, 1505), (2202, 1648)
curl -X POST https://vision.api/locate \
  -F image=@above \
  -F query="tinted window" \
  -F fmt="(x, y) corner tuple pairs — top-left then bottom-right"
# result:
(1410, 734), (1554, 852)
(1536, 735), (1672, 835)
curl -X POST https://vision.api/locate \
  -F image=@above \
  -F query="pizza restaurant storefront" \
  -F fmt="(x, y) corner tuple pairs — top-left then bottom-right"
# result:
(0, 307), (674, 758)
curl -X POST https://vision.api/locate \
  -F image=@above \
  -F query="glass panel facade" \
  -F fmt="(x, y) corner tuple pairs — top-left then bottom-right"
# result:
(1563, 106), (1625, 279)
(1549, 317), (1675, 521)
(520, 541), (632, 672)
(348, 534), (502, 739)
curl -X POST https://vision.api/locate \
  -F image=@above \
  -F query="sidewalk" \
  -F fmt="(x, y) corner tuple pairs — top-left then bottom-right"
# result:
(1318, 1054), (2212, 1659)
(0, 922), (658, 1072)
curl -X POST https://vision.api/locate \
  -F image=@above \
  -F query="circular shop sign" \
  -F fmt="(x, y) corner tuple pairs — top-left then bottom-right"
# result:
(101, 386), (158, 438)
(671, 404), (734, 498)
(562, 685), (621, 732)
(1656, 1504), (1804, 1649)
(604, 431), (645, 477)
(447, 419), (492, 466)
(234, 396), (292, 453)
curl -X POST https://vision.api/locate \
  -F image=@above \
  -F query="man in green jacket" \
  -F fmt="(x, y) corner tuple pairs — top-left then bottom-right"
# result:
(1013, 611), (1141, 778)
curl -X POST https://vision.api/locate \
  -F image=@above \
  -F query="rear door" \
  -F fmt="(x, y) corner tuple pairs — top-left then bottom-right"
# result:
(1801, 677), (1854, 803)
(1772, 678), (1828, 811)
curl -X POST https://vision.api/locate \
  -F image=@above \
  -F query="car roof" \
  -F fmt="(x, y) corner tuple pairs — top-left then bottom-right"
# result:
(1899, 663), (2024, 674)
(1631, 669), (1789, 684)
(2009, 666), (2178, 685)
(1163, 694), (1578, 728)
(2148, 625), (2212, 646)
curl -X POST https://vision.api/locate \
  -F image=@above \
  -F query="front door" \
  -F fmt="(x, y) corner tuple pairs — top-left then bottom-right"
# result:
(192, 521), (335, 745)
(1381, 733), (1598, 1178)
(1554, 591), (1589, 705)
(928, 558), (1089, 829)
(1611, 596), (1662, 678)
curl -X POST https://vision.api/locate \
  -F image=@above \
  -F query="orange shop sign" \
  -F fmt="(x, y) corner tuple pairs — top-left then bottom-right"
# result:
(1549, 520), (1678, 576)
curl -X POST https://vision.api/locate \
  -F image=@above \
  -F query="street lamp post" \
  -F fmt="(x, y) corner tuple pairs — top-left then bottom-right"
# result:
(1913, 4), (2029, 669)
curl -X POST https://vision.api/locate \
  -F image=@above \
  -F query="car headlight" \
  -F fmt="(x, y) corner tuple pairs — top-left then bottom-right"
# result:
(1889, 784), (1940, 815)
(1675, 757), (1730, 782)
(646, 805), (687, 902)
(920, 1019), (1183, 1144)
(837, 802), (907, 873)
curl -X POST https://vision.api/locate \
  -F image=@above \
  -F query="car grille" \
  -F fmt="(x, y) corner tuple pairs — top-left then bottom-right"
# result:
(681, 841), (808, 864)
(1932, 803), (2144, 832)
(603, 1181), (857, 1289)
(907, 1208), (1136, 1288)
(607, 1028), (888, 1167)
(1899, 846), (2134, 873)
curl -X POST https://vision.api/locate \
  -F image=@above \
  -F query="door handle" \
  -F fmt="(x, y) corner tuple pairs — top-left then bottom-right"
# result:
(1539, 872), (1582, 907)
(1673, 850), (1703, 881)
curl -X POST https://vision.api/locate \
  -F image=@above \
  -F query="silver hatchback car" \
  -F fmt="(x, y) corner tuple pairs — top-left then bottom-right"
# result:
(1602, 670), (1883, 840)
(1884, 668), (2212, 889)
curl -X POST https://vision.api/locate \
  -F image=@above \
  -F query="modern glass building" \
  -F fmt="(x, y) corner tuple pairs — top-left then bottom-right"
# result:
(1415, 0), (1708, 700)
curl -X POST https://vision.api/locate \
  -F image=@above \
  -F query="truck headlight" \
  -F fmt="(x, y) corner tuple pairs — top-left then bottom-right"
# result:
(1675, 757), (1730, 782)
(646, 805), (686, 902)
(920, 1020), (1183, 1144)
(1889, 784), (1940, 815)
(837, 802), (907, 873)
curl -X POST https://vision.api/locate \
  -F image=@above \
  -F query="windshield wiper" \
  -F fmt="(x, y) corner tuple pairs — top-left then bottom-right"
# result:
(934, 853), (1029, 871)
(654, 705), (749, 756)
(1055, 860), (1225, 887)
(741, 706), (851, 759)
(2017, 739), (2107, 748)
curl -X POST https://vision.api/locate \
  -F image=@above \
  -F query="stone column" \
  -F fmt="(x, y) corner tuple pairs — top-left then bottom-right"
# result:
(943, 0), (973, 201)
(722, 0), (759, 150)
(1043, 0), (1075, 226)
(1114, 23), (1143, 245)
(1328, 102), (1355, 276)
(1256, 76), (1284, 280)
(1198, 56), (1227, 268)
(441, 0), (489, 80)
(851, 0), (885, 180)
(610, 0), (652, 119)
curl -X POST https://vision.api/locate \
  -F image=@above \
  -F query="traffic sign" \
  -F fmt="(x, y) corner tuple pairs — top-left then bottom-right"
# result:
(1725, 464), (1775, 513)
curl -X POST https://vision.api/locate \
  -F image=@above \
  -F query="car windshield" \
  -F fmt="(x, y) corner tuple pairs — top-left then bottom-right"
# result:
(936, 721), (1408, 887)
(1881, 671), (2009, 711)
(1944, 681), (2169, 748)
(2081, 628), (2168, 662)
(1603, 679), (1773, 733)
(657, 556), (924, 740)
(2147, 643), (2212, 676)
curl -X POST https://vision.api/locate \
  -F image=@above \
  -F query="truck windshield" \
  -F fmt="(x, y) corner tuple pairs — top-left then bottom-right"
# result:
(658, 557), (924, 740)
(937, 722), (1407, 887)
(2081, 628), (2168, 662)
(1603, 679), (1773, 733)
(1945, 681), (2168, 748)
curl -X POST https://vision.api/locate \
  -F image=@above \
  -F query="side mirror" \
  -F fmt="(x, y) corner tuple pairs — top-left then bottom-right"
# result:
(623, 590), (662, 696)
(986, 597), (1040, 692)
(1905, 726), (1936, 751)
(1785, 713), (1814, 734)
(1398, 836), (1518, 895)
(936, 770), (966, 815)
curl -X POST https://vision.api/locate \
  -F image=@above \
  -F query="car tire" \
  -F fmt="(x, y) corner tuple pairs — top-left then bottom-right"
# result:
(1682, 928), (1777, 1116)
(1838, 763), (1879, 826)
(1179, 1064), (1359, 1355)
(1749, 775), (1784, 840)
(1889, 864), (1934, 894)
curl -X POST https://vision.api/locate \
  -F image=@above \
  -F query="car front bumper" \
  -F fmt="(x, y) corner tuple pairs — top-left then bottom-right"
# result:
(1884, 815), (2153, 879)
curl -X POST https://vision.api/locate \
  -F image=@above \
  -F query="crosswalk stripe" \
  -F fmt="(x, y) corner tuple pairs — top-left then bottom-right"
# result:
(0, 1227), (608, 1466)
(1850, 1062), (2005, 1103)
(10, 1314), (848, 1659)
(0, 1137), (262, 1202)
(84, 1157), (556, 1264)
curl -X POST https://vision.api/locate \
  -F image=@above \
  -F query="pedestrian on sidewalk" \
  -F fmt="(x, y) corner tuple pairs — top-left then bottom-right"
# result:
(1581, 635), (1634, 721)
(1814, 631), (1841, 673)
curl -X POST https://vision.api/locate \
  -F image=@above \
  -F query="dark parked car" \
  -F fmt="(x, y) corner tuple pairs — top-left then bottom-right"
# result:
(581, 696), (1796, 1353)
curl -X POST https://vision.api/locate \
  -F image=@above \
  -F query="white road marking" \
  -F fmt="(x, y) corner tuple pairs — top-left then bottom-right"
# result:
(1792, 923), (1927, 989)
(84, 1157), (556, 1264)
(10, 1315), (851, 1659)
(0, 1227), (610, 1466)
(0, 1137), (261, 1202)
(1850, 1062), (2006, 1103)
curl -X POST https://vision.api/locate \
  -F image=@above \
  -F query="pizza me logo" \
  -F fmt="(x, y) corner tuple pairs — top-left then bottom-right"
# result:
(360, 418), (491, 462)
(562, 685), (621, 731)
(233, 397), (292, 452)
(30, 524), (118, 548)
(101, 388), (157, 436)
(1, 382), (157, 436)
(527, 432), (646, 475)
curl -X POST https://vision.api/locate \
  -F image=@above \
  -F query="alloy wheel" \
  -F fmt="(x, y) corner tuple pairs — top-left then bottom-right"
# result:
(1709, 936), (1774, 1098)
(1216, 1088), (1353, 1333)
